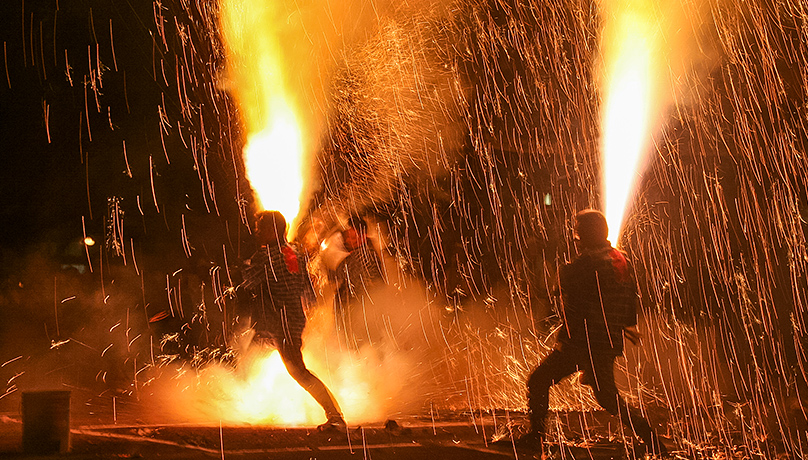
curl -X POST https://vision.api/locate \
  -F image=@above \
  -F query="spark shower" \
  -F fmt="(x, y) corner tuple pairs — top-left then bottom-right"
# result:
(0, 0), (806, 458)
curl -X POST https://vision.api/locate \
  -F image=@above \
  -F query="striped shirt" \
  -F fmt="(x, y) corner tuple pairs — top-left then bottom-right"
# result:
(558, 244), (639, 355)
(241, 242), (307, 343)
(335, 242), (384, 301)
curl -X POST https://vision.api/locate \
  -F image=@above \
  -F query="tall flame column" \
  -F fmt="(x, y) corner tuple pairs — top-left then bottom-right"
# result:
(599, 1), (662, 245)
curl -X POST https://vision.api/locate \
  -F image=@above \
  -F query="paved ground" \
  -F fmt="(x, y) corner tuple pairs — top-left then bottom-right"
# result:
(1, 416), (505, 459)
(0, 412), (664, 460)
(0, 387), (686, 460)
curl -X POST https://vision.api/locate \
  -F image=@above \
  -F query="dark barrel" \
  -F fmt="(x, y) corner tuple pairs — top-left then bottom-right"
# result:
(21, 390), (71, 453)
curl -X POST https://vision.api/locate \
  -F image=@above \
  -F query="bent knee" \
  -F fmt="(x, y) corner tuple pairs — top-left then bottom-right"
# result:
(284, 362), (310, 381)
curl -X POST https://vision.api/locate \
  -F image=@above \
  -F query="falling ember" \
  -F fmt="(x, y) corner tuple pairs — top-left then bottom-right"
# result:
(598, 3), (661, 245)
(219, 0), (309, 226)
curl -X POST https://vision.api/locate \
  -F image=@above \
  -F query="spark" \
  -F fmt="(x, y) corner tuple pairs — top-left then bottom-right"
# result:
(3, 1), (807, 457)
(1, 356), (23, 367)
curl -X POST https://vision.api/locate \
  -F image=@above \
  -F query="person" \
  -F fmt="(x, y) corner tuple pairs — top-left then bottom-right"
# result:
(518, 209), (667, 455)
(335, 216), (385, 298)
(240, 210), (346, 432)
(333, 215), (386, 348)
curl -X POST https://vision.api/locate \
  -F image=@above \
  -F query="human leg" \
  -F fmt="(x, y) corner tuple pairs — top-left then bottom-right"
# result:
(334, 289), (360, 351)
(278, 340), (343, 421)
(588, 355), (665, 454)
(526, 349), (582, 435)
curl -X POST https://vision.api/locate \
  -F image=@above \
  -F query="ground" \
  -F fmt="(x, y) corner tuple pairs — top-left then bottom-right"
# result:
(0, 400), (681, 460)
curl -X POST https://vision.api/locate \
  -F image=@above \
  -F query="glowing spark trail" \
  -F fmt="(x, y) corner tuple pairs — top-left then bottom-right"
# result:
(2, 1), (808, 457)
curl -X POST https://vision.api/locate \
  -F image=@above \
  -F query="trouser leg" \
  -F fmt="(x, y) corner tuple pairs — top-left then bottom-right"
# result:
(279, 342), (342, 419)
(618, 400), (656, 447)
(526, 349), (580, 434)
(588, 355), (655, 447)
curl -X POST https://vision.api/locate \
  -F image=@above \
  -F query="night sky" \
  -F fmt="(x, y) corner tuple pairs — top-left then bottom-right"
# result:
(0, 0), (245, 272)
(0, 1), (249, 394)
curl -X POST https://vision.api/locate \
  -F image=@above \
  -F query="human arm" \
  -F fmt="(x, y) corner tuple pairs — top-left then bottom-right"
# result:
(622, 256), (642, 346)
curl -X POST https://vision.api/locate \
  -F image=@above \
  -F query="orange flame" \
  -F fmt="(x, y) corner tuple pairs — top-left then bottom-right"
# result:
(227, 349), (322, 425)
(243, 104), (305, 224)
(215, 1), (415, 426)
(176, 308), (407, 426)
(216, 344), (394, 425)
(599, 3), (662, 245)
(219, 0), (308, 226)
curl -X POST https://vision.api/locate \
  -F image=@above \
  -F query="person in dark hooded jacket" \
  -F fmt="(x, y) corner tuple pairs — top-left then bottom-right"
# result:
(517, 209), (667, 455)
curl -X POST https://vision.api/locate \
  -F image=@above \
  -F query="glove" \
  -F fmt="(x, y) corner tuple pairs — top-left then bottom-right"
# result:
(624, 325), (642, 346)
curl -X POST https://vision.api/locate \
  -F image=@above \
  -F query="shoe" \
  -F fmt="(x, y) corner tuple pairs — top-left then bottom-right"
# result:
(317, 416), (347, 433)
(384, 419), (402, 435)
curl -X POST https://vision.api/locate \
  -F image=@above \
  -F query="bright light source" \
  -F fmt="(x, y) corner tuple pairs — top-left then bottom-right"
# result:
(220, 0), (309, 232)
(600, 7), (659, 246)
(243, 102), (305, 224)
(83, 237), (96, 247)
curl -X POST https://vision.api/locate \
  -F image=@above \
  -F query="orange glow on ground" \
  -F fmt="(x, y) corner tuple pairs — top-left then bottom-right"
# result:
(599, 3), (661, 245)
(227, 348), (323, 425)
(159, 303), (411, 427)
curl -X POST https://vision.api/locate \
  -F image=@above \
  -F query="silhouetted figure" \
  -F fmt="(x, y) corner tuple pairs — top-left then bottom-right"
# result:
(519, 209), (667, 455)
(241, 211), (346, 431)
(333, 216), (385, 348)
(335, 216), (384, 299)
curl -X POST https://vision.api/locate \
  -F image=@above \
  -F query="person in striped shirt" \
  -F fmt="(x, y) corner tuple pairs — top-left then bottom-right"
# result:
(333, 215), (386, 349)
(241, 211), (346, 432)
